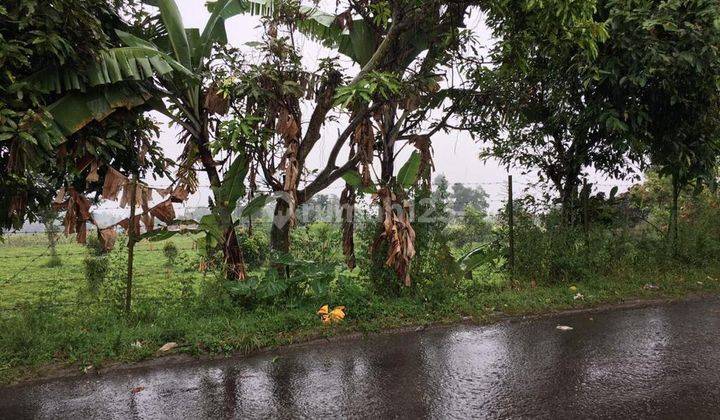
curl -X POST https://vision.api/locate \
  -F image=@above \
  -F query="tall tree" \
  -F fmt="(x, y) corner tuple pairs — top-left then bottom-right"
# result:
(450, 182), (489, 214)
(459, 0), (635, 226)
(99, 0), (258, 279)
(598, 0), (720, 250)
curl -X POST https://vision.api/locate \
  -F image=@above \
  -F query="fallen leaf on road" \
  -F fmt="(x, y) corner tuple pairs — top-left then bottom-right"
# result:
(158, 342), (178, 353)
(556, 325), (574, 331)
(131, 386), (145, 394)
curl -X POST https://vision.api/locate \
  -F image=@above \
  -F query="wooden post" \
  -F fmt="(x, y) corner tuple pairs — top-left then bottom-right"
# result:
(670, 174), (679, 256)
(508, 175), (515, 277)
(125, 177), (137, 314)
(583, 178), (589, 249)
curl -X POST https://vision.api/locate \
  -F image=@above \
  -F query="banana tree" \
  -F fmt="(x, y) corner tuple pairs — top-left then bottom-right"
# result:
(1, 0), (191, 230)
(206, 1), (470, 282)
(18, 0), (250, 278)
(112, 0), (252, 279)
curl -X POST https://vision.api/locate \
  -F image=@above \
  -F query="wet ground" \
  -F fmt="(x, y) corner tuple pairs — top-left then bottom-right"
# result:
(2, 297), (720, 419)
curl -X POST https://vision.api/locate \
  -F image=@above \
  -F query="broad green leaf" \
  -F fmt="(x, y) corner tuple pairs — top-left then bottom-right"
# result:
(157, 0), (192, 68)
(47, 85), (151, 136)
(609, 186), (619, 200)
(25, 47), (194, 94)
(199, 214), (222, 240)
(341, 170), (363, 187)
(396, 151), (422, 188)
(458, 246), (489, 272)
(206, 1), (376, 65)
(218, 153), (249, 210)
(198, 0), (232, 65)
(115, 30), (160, 50)
(139, 229), (179, 242)
(241, 194), (271, 218)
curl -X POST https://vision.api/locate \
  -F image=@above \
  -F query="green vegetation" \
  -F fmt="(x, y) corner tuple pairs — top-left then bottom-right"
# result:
(2, 0), (720, 387)
(3, 176), (720, 384)
(2, 236), (718, 385)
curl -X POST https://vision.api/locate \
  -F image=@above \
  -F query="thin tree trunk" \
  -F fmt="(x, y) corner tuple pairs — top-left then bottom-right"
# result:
(125, 178), (137, 314)
(43, 214), (60, 265)
(270, 197), (291, 254)
(340, 185), (356, 269)
(196, 125), (246, 280)
(222, 226), (246, 280)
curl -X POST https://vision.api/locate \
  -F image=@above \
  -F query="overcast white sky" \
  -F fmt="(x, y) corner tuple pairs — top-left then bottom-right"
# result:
(147, 1), (634, 214)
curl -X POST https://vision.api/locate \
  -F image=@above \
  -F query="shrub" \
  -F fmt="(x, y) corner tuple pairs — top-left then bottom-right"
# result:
(291, 222), (342, 264)
(83, 255), (109, 296)
(163, 241), (179, 267)
(237, 230), (269, 267)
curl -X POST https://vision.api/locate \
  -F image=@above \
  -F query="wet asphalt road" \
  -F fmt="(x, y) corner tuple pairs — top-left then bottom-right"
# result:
(2, 298), (720, 419)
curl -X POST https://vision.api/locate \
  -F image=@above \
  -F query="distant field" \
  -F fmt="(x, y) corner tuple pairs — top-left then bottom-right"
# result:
(0, 233), (204, 311)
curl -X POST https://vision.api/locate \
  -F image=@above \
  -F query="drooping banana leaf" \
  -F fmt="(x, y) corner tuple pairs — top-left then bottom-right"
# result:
(25, 47), (193, 94)
(218, 153), (250, 212)
(115, 30), (161, 50)
(396, 151), (422, 188)
(47, 85), (152, 136)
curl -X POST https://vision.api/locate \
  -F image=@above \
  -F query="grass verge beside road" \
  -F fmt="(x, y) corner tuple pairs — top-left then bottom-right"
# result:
(2, 260), (718, 385)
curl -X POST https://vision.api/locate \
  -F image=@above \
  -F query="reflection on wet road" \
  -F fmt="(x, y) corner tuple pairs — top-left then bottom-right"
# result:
(2, 298), (720, 419)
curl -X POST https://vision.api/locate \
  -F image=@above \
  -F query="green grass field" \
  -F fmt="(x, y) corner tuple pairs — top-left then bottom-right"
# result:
(0, 233), (203, 310)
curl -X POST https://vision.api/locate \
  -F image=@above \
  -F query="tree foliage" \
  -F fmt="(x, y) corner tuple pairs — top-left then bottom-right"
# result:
(0, 0), (168, 231)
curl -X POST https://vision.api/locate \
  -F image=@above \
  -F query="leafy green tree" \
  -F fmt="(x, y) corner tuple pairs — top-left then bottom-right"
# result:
(103, 0), (260, 279)
(598, 0), (720, 251)
(460, 0), (637, 226)
(0, 0), (171, 232)
(450, 182), (489, 214)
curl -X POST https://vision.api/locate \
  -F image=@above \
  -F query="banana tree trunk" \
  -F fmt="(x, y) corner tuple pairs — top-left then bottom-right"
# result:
(222, 225), (246, 280)
(197, 124), (246, 280)
(340, 185), (356, 269)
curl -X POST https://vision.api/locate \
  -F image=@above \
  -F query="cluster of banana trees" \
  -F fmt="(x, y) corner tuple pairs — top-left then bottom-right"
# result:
(12, 0), (473, 285)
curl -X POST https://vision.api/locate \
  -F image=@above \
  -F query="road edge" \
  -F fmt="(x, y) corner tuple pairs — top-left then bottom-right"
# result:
(3, 292), (717, 388)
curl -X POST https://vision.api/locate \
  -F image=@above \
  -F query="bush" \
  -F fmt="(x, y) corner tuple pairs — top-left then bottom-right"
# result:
(355, 212), (400, 296)
(291, 222), (342, 264)
(237, 230), (269, 267)
(409, 188), (462, 303)
(163, 241), (179, 267)
(83, 255), (109, 296)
